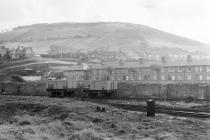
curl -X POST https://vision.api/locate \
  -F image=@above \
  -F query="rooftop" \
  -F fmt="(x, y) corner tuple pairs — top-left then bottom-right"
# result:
(55, 59), (210, 71)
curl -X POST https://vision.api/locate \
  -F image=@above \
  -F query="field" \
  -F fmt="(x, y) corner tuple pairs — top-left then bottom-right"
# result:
(0, 96), (209, 140)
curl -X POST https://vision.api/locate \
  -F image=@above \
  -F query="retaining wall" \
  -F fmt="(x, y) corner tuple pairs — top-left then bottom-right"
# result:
(118, 82), (210, 99)
(0, 81), (210, 99)
(0, 82), (47, 96)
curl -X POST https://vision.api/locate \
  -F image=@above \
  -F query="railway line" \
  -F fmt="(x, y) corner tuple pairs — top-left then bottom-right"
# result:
(85, 98), (210, 118)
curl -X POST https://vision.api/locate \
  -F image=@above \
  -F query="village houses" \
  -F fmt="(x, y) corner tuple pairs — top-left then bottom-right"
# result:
(53, 58), (210, 83)
(0, 45), (35, 61)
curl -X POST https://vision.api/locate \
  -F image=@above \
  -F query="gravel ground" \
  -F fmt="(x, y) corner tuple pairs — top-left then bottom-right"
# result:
(0, 95), (209, 140)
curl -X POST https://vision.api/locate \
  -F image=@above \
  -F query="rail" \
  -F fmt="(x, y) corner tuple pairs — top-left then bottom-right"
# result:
(86, 99), (210, 118)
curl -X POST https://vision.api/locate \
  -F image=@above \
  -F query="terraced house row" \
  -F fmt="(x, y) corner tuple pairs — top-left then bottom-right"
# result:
(61, 60), (210, 83)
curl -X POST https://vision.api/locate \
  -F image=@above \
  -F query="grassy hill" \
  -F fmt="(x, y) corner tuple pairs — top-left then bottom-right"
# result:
(0, 22), (209, 55)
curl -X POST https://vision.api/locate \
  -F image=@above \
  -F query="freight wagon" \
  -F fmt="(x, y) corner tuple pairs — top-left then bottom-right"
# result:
(85, 80), (118, 98)
(46, 79), (118, 98)
(47, 80), (85, 97)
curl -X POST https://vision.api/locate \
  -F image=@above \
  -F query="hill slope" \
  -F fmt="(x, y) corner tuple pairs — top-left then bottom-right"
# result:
(0, 22), (209, 55)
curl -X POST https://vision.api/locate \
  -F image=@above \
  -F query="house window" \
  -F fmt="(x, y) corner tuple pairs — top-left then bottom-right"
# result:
(195, 67), (199, 72)
(168, 68), (171, 72)
(199, 75), (203, 81)
(171, 68), (175, 73)
(171, 75), (175, 81)
(161, 68), (164, 73)
(199, 67), (203, 72)
(187, 67), (192, 72)
(207, 75), (210, 80)
(187, 75), (191, 80)
(178, 75), (182, 80)
(168, 75), (171, 80)
(138, 76), (142, 80)
(123, 75), (126, 80)
(153, 76), (157, 80)
(161, 75), (165, 80)
(178, 67), (182, 72)
(207, 66), (210, 72)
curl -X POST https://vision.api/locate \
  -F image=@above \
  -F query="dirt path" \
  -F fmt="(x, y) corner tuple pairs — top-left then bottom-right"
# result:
(0, 95), (209, 140)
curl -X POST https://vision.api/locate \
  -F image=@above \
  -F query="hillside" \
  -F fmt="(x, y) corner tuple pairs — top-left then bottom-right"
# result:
(0, 22), (209, 55)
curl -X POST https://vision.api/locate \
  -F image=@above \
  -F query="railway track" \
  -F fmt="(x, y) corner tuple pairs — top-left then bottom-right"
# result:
(86, 99), (210, 118)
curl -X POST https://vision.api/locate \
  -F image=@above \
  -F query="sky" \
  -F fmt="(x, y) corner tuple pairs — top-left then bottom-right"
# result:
(0, 0), (210, 44)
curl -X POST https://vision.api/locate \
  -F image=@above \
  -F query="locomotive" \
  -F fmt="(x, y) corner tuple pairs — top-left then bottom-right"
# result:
(46, 79), (118, 98)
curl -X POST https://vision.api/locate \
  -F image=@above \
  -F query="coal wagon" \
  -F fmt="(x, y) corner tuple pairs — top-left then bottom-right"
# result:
(46, 79), (118, 98)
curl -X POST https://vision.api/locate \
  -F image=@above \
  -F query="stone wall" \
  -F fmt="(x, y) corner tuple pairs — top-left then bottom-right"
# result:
(1, 81), (210, 99)
(118, 82), (210, 99)
(0, 82), (48, 96)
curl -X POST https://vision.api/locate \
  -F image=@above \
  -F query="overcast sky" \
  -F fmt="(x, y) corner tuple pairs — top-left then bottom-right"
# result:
(0, 0), (210, 44)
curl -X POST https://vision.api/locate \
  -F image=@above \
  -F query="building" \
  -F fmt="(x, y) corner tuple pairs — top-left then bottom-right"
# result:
(11, 46), (35, 60)
(58, 59), (210, 83)
(24, 47), (35, 58)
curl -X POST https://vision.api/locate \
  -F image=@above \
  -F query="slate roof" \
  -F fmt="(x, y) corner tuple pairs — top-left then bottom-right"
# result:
(53, 59), (210, 71)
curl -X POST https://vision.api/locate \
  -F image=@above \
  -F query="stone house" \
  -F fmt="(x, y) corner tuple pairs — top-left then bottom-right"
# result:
(61, 59), (210, 84)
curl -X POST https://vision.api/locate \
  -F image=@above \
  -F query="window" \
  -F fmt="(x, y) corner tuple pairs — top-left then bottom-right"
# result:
(207, 67), (210, 72)
(138, 76), (142, 80)
(187, 75), (191, 80)
(195, 67), (198, 72)
(160, 68), (164, 73)
(168, 75), (171, 80)
(199, 67), (203, 72)
(161, 75), (165, 80)
(207, 75), (210, 80)
(199, 75), (203, 81)
(171, 75), (175, 80)
(177, 75), (183, 80)
(178, 67), (182, 72)
(153, 75), (157, 80)
(168, 68), (171, 72)
(123, 75), (126, 80)
(171, 68), (175, 72)
(187, 67), (192, 72)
